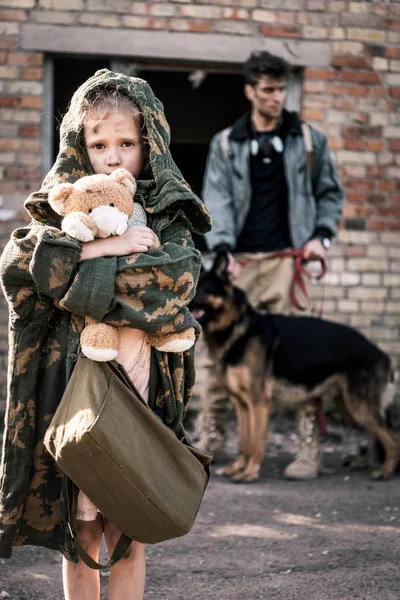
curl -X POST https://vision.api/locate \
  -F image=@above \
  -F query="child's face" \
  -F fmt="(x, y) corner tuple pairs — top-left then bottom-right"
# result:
(84, 111), (145, 178)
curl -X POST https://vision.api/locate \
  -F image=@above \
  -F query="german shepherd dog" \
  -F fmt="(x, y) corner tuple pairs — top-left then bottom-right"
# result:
(190, 252), (400, 483)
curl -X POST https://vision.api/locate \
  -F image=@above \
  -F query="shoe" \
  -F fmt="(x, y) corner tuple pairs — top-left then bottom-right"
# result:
(195, 414), (227, 462)
(283, 406), (321, 480)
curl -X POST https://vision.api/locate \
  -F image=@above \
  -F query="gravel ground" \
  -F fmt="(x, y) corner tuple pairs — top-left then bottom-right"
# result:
(1, 418), (400, 600)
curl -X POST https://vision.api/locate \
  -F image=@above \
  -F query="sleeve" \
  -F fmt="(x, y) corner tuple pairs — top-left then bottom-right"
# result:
(202, 132), (236, 251)
(311, 132), (344, 237)
(0, 225), (82, 326)
(60, 218), (202, 334)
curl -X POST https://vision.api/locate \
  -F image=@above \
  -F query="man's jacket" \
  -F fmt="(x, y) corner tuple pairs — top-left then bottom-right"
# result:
(203, 110), (344, 251)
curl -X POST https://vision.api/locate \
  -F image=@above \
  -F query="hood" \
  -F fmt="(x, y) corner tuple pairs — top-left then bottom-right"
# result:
(25, 69), (212, 234)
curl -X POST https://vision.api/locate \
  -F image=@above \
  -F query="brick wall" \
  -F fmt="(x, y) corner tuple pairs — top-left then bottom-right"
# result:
(0, 0), (399, 404)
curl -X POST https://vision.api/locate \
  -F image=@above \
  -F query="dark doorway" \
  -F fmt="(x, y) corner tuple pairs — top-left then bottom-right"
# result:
(52, 56), (110, 160)
(138, 69), (247, 249)
(52, 59), (248, 249)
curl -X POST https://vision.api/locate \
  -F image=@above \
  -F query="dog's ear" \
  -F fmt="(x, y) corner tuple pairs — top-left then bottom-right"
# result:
(213, 250), (230, 281)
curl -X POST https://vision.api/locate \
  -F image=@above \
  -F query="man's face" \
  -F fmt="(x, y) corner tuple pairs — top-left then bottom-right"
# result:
(245, 75), (287, 121)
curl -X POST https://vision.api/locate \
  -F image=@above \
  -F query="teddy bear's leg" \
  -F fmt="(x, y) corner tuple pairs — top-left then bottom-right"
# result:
(81, 323), (120, 362)
(147, 327), (196, 353)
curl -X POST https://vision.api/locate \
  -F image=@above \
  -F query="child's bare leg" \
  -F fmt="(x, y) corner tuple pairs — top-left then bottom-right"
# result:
(104, 520), (146, 600)
(62, 515), (103, 600)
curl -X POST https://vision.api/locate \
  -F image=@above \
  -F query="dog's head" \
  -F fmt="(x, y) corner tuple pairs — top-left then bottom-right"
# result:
(190, 251), (245, 333)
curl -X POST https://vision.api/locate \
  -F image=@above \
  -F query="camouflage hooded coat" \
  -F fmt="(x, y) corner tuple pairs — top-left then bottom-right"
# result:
(0, 69), (211, 560)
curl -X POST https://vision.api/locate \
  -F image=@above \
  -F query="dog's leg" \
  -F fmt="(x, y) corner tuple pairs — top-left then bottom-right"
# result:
(349, 435), (374, 470)
(216, 395), (249, 477)
(231, 401), (271, 483)
(344, 392), (400, 479)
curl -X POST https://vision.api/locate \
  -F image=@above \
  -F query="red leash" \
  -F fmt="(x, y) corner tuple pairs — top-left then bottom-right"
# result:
(237, 248), (328, 435)
(237, 247), (327, 317)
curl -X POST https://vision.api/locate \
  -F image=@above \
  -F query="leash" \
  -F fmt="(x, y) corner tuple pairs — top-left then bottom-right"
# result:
(236, 247), (327, 317)
(236, 248), (328, 436)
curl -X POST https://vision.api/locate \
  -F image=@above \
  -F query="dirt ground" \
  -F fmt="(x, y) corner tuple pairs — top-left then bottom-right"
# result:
(1, 418), (400, 600)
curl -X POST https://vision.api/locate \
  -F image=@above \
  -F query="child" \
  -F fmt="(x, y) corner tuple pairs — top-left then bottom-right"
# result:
(0, 70), (211, 600)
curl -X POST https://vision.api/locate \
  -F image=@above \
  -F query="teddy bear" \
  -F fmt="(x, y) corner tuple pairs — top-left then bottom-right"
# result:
(48, 167), (196, 361)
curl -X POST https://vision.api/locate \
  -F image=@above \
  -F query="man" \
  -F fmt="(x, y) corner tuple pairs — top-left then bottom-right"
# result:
(198, 51), (344, 480)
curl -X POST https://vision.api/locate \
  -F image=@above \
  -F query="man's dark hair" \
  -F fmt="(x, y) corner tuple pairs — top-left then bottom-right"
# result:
(244, 51), (291, 86)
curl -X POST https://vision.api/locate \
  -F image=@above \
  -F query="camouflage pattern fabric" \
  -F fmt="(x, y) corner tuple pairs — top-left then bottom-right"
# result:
(0, 70), (211, 561)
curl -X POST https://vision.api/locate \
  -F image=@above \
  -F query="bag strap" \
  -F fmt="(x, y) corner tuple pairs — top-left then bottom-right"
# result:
(219, 127), (231, 162)
(66, 477), (133, 570)
(301, 122), (313, 176)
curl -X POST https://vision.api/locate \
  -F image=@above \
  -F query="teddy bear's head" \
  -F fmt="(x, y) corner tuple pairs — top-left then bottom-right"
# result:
(48, 168), (137, 240)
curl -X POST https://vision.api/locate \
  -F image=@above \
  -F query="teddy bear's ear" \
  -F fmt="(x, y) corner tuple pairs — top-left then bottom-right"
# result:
(110, 168), (137, 196)
(48, 183), (75, 216)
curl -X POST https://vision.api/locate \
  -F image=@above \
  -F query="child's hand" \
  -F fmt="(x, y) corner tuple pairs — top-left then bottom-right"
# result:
(117, 225), (158, 254)
(80, 226), (158, 260)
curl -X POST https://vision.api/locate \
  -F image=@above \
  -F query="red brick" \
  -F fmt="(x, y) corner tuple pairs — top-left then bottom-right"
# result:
(327, 84), (346, 95)
(367, 140), (385, 151)
(335, 98), (355, 110)
(0, 139), (19, 150)
(5, 167), (41, 179)
(368, 194), (386, 204)
(366, 166), (387, 177)
(388, 221), (400, 231)
(390, 87), (400, 98)
(367, 218), (386, 231)
(301, 108), (323, 120)
(384, 46), (400, 58)
(346, 84), (367, 97)
(341, 125), (382, 137)
(19, 125), (40, 137)
(378, 181), (398, 191)
(260, 24), (301, 38)
(378, 207), (400, 218)
(187, 20), (212, 33)
(390, 195), (400, 203)
(345, 246), (366, 257)
(305, 68), (337, 80)
(8, 52), (43, 66)
(383, 18), (400, 31)
(345, 139), (367, 150)
(347, 192), (367, 203)
(0, 39), (17, 50)
(20, 96), (42, 109)
(0, 9), (26, 21)
(341, 71), (382, 83)
(368, 86), (387, 97)
(328, 138), (344, 149)
(349, 179), (376, 190)
(331, 55), (372, 68)
(0, 95), (19, 108)
(22, 67), (43, 80)
(388, 140), (400, 151)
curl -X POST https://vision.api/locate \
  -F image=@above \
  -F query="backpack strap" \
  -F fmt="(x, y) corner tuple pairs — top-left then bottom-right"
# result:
(219, 127), (231, 162)
(301, 122), (313, 176)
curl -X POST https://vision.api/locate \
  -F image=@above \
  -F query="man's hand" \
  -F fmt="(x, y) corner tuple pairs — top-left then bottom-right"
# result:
(302, 238), (326, 261)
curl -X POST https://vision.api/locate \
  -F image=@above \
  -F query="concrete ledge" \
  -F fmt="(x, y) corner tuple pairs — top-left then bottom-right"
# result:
(21, 24), (332, 67)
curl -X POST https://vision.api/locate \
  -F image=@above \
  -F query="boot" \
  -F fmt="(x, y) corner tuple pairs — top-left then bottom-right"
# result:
(284, 404), (321, 480)
(195, 413), (227, 462)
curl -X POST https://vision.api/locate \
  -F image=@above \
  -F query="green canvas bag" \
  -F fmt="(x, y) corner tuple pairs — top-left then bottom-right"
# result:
(44, 354), (211, 561)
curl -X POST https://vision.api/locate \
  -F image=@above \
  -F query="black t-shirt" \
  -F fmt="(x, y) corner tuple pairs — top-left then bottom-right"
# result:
(235, 119), (291, 253)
